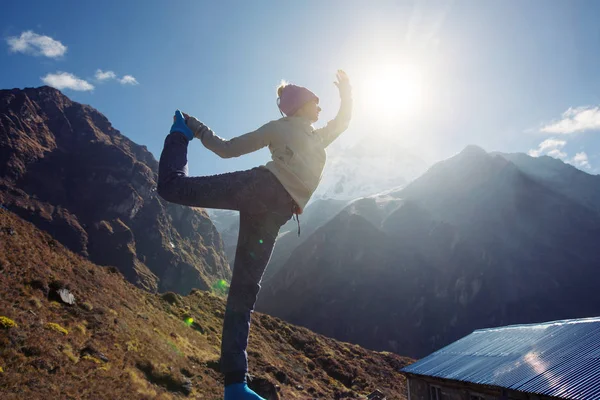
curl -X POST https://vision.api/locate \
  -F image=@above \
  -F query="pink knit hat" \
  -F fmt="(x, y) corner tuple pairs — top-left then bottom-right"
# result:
(277, 84), (319, 117)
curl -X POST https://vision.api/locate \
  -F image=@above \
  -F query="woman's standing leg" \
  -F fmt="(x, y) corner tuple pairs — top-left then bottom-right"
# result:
(220, 208), (291, 385)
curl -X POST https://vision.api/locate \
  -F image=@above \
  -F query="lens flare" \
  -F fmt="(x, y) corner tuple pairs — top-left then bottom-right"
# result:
(215, 279), (227, 290)
(211, 279), (229, 296)
(184, 317), (194, 326)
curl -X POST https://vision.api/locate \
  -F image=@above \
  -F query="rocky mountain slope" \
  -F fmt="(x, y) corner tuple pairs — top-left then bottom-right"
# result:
(0, 208), (411, 399)
(0, 86), (228, 294)
(257, 146), (600, 358)
(498, 151), (600, 214)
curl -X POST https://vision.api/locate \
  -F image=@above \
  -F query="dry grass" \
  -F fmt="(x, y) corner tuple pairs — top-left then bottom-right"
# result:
(0, 208), (412, 399)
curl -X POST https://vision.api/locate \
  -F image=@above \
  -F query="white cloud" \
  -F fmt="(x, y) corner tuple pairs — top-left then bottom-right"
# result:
(529, 139), (593, 170)
(95, 69), (116, 81)
(541, 106), (600, 134)
(41, 72), (94, 91)
(119, 75), (139, 85)
(528, 138), (567, 159)
(547, 148), (568, 159)
(6, 30), (67, 58)
(94, 70), (138, 86)
(571, 152), (591, 169)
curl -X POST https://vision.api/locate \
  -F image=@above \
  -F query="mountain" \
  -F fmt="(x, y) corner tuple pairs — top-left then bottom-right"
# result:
(498, 151), (600, 214)
(0, 86), (229, 294)
(209, 137), (428, 278)
(0, 208), (411, 399)
(312, 137), (428, 201)
(257, 145), (600, 358)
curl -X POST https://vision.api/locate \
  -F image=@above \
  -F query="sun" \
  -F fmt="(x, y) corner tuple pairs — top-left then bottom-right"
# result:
(361, 64), (424, 121)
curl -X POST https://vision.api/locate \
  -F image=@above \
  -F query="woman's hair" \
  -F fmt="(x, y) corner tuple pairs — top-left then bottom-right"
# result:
(276, 80), (288, 97)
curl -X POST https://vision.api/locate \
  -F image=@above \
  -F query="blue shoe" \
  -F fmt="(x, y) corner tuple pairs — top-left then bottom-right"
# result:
(170, 110), (194, 141)
(224, 383), (265, 400)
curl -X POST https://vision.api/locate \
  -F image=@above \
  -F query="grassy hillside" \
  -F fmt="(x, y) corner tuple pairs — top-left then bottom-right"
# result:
(0, 208), (411, 399)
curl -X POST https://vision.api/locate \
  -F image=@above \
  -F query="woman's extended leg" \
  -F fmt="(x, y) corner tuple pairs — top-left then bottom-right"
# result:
(220, 208), (291, 385)
(157, 131), (253, 210)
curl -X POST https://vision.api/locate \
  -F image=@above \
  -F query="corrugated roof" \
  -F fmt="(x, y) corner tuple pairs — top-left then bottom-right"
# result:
(401, 316), (600, 399)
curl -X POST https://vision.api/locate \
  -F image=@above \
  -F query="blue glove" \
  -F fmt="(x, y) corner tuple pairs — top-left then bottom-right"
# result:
(170, 109), (194, 141)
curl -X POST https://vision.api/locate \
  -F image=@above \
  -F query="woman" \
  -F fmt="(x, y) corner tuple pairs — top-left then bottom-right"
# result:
(157, 70), (352, 400)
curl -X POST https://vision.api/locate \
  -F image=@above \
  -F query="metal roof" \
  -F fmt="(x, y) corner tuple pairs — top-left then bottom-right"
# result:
(401, 317), (600, 399)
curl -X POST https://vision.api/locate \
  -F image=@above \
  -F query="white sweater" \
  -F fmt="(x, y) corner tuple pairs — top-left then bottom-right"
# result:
(186, 91), (352, 213)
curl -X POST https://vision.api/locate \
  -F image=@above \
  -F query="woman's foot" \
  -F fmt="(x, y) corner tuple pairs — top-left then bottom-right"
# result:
(224, 383), (266, 400)
(170, 110), (194, 141)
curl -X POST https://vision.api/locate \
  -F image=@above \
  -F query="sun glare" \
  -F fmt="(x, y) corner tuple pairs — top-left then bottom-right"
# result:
(361, 64), (424, 121)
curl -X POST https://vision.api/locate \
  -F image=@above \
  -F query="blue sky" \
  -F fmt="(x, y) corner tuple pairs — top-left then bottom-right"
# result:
(2, 0), (600, 175)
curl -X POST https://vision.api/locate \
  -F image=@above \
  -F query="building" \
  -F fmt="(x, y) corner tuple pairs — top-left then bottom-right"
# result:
(400, 317), (600, 400)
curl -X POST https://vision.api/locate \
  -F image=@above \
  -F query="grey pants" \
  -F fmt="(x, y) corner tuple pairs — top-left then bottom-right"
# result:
(156, 132), (295, 381)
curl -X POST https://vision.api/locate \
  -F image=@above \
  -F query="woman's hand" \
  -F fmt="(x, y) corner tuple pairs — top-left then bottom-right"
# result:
(334, 69), (351, 96)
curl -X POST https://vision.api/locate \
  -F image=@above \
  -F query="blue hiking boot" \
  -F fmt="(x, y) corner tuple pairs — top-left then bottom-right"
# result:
(170, 109), (194, 141)
(224, 383), (266, 400)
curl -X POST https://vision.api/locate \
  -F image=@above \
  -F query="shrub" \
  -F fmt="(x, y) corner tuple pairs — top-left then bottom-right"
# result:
(126, 340), (140, 352)
(49, 301), (61, 309)
(29, 297), (42, 309)
(45, 322), (68, 335)
(82, 355), (102, 364)
(0, 316), (17, 329)
(74, 324), (87, 335)
(63, 348), (79, 363)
